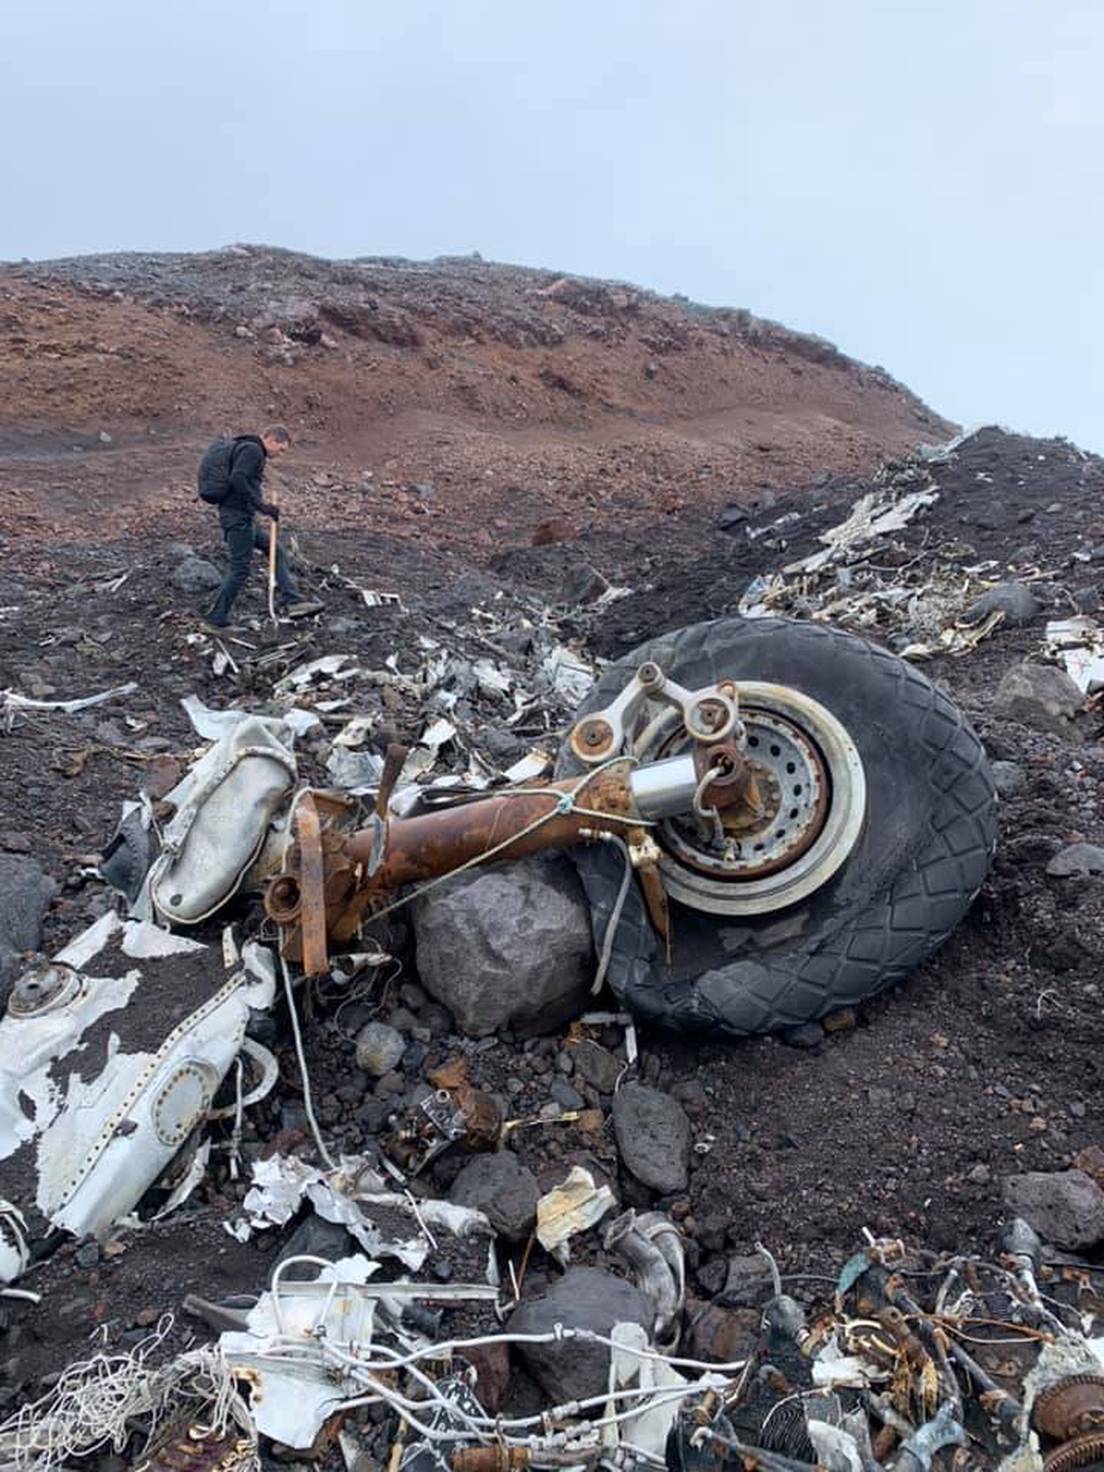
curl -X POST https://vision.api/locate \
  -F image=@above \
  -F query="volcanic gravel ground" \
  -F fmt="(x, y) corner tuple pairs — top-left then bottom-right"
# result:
(4, 428), (1104, 1444)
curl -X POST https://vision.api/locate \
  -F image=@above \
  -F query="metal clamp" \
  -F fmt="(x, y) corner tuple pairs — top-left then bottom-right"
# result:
(568, 661), (743, 766)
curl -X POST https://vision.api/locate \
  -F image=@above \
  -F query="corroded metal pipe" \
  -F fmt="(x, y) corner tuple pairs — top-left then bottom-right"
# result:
(265, 743), (752, 971)
(347, 765), (637, 885)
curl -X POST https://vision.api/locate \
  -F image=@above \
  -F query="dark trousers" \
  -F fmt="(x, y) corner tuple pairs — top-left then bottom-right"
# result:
(209, 520), (298, 624)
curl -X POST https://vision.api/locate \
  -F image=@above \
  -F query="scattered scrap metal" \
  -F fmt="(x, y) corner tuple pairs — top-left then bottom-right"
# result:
(6, 1219), (1104, 1471)
(735, 430), (1054, 660)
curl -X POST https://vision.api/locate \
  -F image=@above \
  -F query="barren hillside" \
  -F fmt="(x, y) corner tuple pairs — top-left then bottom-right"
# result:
(0, 246), (950, 550)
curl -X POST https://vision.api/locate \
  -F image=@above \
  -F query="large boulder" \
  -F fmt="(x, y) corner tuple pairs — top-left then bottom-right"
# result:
(1002, 1170), (1104, 1250)
(613, 1082), (691, 1195)
(412, 855), (593, 1037)
(0, 855), (57, 1001)
(171, 556), (223, 595)
(994, 662), (1083, 732)
(506, 1268), (653, 1401)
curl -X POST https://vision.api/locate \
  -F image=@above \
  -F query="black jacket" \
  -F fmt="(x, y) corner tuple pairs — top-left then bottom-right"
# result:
(218, 436), (270, 529)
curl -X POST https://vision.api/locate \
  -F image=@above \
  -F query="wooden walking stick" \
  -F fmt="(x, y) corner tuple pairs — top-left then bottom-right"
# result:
(266, 490), (279, 624)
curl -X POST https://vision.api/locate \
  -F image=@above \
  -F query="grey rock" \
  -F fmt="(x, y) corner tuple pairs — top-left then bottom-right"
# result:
(75, 1240), (100, 1269)
(420, 1002), (454, 1038)
(562, 563), (610, 605)
(718, 504), (749, 530)
(1046, 843), (1104, 878)
(1002, 1170), (1104, 1250)
(506, 1268), (653, 1401)
(170, 556), (223, 594)
(412, 856), (593, 1037)
(549, 1078), (584, 1111)
(572, 1039), (624, 1094)
(965, 581), (1041, 626)
(402, 1040), (428, 1073)
(0, 854), (57, 996)
(399, 982), (428, 1011)
(696, 1257), (728, 1295)
(613, 1082), (690, 1194)
(356, 1098), (394, 1134)
(355, 1022), (407, 1077)
(722, 1253), (775, 1307)
(374, 1070), (404, 1098)
(450, 1153), (539, 1242)
(994, 662), (1083, 731)
(278, 1212), (356, 1276)
(782, 1022), (825, 1049)
(991, 760), (1027, 798)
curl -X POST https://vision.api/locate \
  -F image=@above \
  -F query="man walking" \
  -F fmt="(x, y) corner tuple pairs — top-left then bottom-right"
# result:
(203, 425), (311, 628)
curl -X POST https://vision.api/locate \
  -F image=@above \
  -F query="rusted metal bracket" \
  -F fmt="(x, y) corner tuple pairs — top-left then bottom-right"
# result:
(296, 791), (329, 977)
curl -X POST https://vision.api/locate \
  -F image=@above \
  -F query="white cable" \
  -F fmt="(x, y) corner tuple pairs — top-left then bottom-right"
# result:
(278, 954), (335, 1170)
(589, 833), (635, 995)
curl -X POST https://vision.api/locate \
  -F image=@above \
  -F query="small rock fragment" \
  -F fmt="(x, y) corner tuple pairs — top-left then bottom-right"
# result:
(572, 1039), (624, 1094)
(450, 1152), (540, 1242)
(722, 1253), (776, 1307)
(355, 1022), (407, 1077)
(613, 1082), (690, 1194)
(1046, 844), (1104, 878)
(990, 760), (1027, 798)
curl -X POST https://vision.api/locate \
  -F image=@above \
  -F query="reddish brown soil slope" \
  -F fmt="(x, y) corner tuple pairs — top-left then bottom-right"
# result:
(0, 247), (950, 551)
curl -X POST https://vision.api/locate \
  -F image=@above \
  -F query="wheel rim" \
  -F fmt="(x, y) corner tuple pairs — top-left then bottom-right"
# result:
(634, 681), (867, 916)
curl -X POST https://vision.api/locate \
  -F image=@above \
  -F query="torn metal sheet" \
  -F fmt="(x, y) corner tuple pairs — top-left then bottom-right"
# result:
(273, 653), (360, 695)
(535, 1165), (616, 1259)
(602, 1321), (725, 1460)
(0, 918), (276, 1268)
(503, 748), (553, 783)
(542, 643), (596, 704)
(147, 715), (297, 925)
(1, 680), (138, 725)
(785, 488), (939, 575)
(421, 716), (457, 752)
(472, 659), (513, 698)
(333, 715), (375, 748)
(232, 1153), (493, 1269)
(326, 745), (385, 791)
(1047, 616), (1104, 694)
(99, 798), (157, 906)
(151, 1139), (211, 1220)
(182, 691), (294, 741)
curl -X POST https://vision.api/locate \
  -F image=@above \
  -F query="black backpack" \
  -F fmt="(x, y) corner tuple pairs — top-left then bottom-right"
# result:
(196, 437), (241, 505)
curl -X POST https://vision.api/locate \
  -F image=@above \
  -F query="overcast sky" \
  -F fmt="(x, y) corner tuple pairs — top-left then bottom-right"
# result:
(2, 1), (1101, 448)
